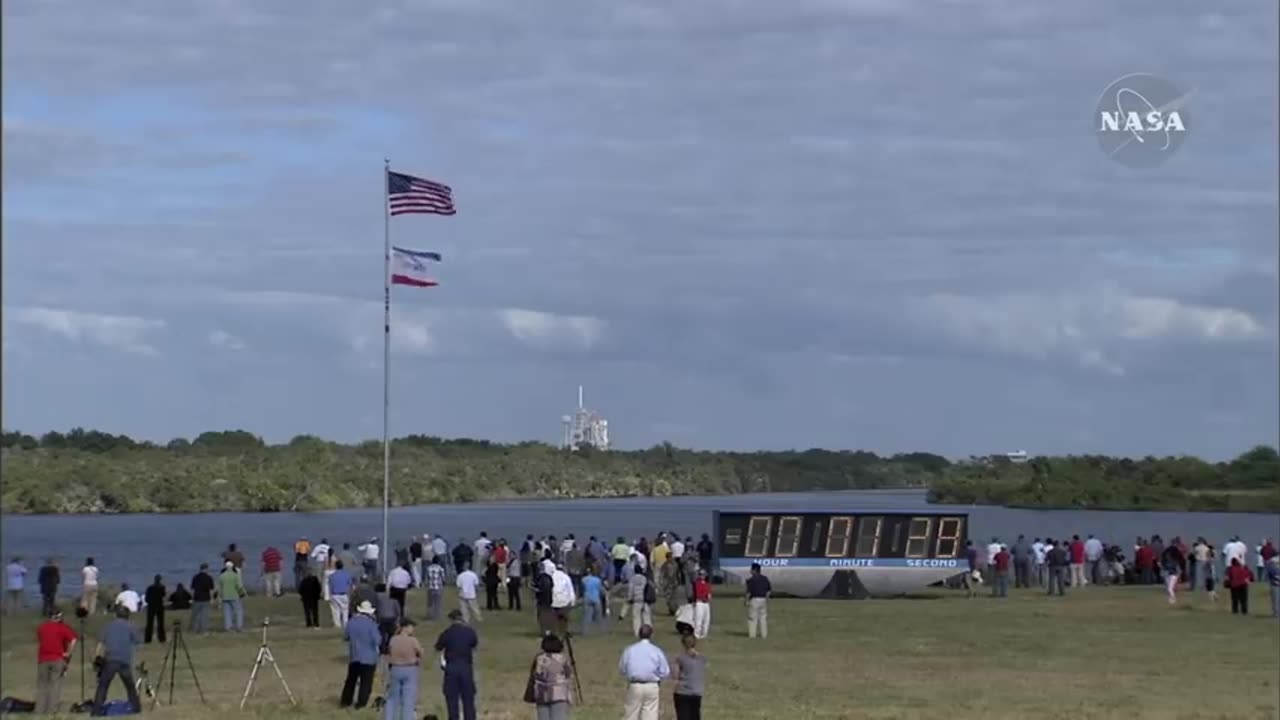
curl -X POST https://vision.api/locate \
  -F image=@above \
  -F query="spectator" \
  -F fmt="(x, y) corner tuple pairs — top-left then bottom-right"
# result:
(143, 575), (167, 644)
(38, 558), (60, 617)
(190, 564), (215, 635)
(1069, 535), (1087, 587)
(34, 606), (77, 714)
(80, 558), (100, 615)
(1225, 558), (1253, 616)
(670, 633), (707, 720)
(435, 609), (479, 720)
(992, 545), (1011, 598)
(261, 545), (284, 598)
(525, 633), (575, 720)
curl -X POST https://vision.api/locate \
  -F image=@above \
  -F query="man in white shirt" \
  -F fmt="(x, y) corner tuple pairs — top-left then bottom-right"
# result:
(560, 535), (577, 558)
(550, 562), (577, 635)
(81, 558), (100, 615)
(670, 537), (685, 560)
(1224, 536), (1247, 567)
(473, 533), (493, 566)
(114, 583), (142, 614)
(617, 624), (670, 720)
(387, 563), (412, 617)
(358, 538), (380, 581)
(1031, 538), (1047, 587)
(455, 564), (482, 624)
(1084, 535), (1105, 585)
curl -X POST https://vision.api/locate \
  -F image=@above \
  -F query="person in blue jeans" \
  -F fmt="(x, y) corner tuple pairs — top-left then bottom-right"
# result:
(581, 569), (604, 635)
(384, 619), (423, 720)
(217, 561), (246, 632)
(434, 609), (479, 720)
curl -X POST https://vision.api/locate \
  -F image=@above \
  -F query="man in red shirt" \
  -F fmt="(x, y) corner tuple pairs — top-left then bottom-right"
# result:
(992, 545), (1012, 598)
(1069, 535), (1087, 587)
(261, 546), (283, 598)
(1225, 559), (1254, 616)
(692, 569), (712, 639)
(35, 607), (78, 714)
(1135, 541), (1156, 584)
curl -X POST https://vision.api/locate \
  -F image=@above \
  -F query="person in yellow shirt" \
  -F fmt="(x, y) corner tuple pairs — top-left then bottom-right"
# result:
(652, 536), (671, 574)
(611, 538), (632, 584)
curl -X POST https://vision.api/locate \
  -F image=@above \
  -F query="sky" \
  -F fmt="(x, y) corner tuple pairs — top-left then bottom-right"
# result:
(2, 0), (1277, 460)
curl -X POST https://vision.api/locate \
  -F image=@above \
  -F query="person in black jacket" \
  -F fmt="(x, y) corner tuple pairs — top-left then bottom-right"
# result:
(189, 564), (215, 635)
(534, 569), (556, 636)
(299, 569), (322, 628)
(483, 561), (502, 612)
(144, 575), (167, 643)
(168, 584), (192, 610)
(451, 543), (474, 578)
(37, 559), (60, 617)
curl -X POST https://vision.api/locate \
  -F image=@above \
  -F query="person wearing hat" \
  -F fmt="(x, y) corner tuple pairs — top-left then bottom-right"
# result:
(35, 606), (78, 713)
(434, 609), (479, 720)
(339, 599), (381, 709)
(384, 619), (423, 720)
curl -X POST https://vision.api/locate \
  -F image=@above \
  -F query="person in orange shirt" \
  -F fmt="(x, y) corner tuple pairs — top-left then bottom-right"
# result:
(691, 570), (712, 639)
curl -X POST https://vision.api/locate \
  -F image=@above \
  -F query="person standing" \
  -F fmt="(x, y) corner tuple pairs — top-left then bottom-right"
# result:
(314, 540), (334, 601)
(425, 557), (446, 621)
(550, 563), (577, 636)
(261, 545), (284, 598)
(91, 606), (142, 716)
(483, 561), (502, 613)
(217, 561), (246, 632)
(506, 552), (524, 611)
(409, 536), (425, 589)
(1011, 536), (1031, 589)
(581, 568), (604, 635)
(456, 563), (482, 624)
(388, 563), (413, 618)
(695, 535), (714, 574)
(612, 538), (631, 584)
(328, 561), (354, 630)
(143, 575), (167, 644)
(1223, 536), (1247, 568)
(37, 558), (60, 617)
(1265, 555), (1280, 619)
(691, 570), (712, 639)
(222, 544), (245, 573)
(1161, 543), (1184, 605)
(6, 556), (28, 614)
(80, 558), (100, 615)
(1084, 535), (1104, 585)
(35, 606), (78, 714)
(1046, 540), (1068, 596)
(525, 633), (576, 720)
(628, 563), (655, 638)
(1225, 558), (1252, 615)
(299, 568), (322, 628)
(1068, 535), (1087, 587)
(340, 600), (381, 709)
(385, 619), (423, 720)
(670, 633), (708, 720)
(1031, 538), (1047, 587)
(992, 545), (1011, 598)
(189, 564), (214, 635)
(618, 624), (669, 720)
(359, 538), (381, 582)
(743, 562), (771, 639)
(435, 609), (480, 720)
(293, 537), (312, 593)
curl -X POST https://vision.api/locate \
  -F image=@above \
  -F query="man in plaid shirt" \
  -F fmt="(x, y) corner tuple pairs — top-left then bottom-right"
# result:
(425, 557), (446, 621)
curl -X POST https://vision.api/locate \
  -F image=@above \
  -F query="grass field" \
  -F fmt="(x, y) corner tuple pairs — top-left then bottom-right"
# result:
(1, 583), (1277, 719)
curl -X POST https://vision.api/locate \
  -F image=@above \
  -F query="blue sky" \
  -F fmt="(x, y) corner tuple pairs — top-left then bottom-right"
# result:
(2, 0), (1277, 459)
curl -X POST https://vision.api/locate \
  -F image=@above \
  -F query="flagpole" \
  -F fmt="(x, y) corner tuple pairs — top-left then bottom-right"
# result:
(382, 158), (391, 578)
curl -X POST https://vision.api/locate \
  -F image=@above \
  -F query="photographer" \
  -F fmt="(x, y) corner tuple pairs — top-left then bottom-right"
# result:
(35, 606), (78, 714)
(91, 606), (142, 716)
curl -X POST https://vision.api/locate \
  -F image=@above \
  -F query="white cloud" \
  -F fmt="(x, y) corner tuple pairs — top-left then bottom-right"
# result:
(207, 329), (247, 351)
(10, 306), (165, 355)
(498, 308), (606, 351)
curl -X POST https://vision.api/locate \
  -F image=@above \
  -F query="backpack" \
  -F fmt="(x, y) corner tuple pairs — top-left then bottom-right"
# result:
(643, 579), (656, 605)
(0, 697), (36, 713)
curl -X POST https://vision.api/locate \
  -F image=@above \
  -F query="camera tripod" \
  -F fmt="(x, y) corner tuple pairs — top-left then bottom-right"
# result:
(240, 617), (297, 710)
(151, 621), (206, 708)
(562, 630), (585, 703)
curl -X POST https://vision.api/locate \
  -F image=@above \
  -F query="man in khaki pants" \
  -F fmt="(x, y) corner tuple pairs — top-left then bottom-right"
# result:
(618, 624), (669, 720)
(744, 562), (772, 639)
(35, 607), (78, 713)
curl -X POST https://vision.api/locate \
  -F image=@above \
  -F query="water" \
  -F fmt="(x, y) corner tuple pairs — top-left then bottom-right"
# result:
(2, 490), (1277, 598)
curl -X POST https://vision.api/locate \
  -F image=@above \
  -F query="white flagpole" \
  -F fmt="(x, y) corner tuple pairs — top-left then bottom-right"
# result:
(382, 158), (391, 578)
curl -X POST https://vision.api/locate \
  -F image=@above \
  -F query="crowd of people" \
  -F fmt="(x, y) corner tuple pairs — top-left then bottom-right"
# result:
(961, 534), (1280, 614)
(8, 528), (1278, 719)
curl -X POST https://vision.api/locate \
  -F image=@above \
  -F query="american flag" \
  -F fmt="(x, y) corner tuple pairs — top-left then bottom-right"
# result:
(387, 170), (456, 216)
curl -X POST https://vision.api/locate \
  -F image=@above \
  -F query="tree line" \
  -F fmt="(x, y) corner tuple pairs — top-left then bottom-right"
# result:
(1, 428), (1276, 514)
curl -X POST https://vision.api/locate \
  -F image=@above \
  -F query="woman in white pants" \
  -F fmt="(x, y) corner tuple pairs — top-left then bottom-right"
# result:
(692, 570), (712, 639)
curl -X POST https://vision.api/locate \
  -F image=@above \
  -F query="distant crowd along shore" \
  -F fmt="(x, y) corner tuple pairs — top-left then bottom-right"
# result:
(9, 529), (1280, 718)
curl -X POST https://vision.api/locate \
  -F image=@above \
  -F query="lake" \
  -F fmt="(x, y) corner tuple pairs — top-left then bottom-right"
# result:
(2, 490), (1277, 598)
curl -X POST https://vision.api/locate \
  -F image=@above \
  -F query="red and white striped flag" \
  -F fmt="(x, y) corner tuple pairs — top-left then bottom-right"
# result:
(388, 170), (456, 216)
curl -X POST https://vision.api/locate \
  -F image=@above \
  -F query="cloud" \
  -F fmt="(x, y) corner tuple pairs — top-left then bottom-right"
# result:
(207, 329), (247, 351)
(498, 308), (606, 351)
(9, 306), (165, 355)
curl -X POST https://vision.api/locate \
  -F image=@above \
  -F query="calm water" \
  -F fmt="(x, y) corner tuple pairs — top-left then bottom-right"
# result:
(2, 491), (1277, 597)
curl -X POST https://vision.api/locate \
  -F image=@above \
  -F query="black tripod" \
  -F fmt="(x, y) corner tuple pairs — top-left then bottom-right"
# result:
(151, 621), (206, 708)
(562, 631), (585, 704)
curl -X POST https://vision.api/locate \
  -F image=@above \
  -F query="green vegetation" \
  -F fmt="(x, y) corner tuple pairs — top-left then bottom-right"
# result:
(1, 584), (1277, 719)
(1, 428), (1277, 514)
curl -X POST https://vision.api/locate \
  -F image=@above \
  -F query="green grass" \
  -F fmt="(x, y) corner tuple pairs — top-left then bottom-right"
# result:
(2, 583), (1278, 719)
